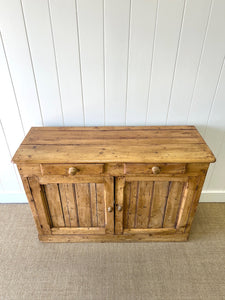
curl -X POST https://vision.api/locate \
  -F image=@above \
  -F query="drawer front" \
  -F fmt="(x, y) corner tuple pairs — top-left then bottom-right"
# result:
(125, 163), (186, 175)
(40, 163), (104, 176)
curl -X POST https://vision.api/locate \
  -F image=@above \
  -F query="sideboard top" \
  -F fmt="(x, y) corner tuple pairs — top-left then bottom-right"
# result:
(12, 126), (216, 164)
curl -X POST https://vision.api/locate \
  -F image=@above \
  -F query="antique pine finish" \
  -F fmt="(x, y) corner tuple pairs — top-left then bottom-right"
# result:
(12, 126), (215, 242)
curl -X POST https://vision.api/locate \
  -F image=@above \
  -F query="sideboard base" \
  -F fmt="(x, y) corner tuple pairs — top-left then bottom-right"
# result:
(38, 232), (189, 243)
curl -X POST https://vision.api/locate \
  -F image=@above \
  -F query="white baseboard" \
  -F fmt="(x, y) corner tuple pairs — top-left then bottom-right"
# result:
(200, 191), (225, 202)
(0, 191), (225, 203)
(0, 193), (28, 203)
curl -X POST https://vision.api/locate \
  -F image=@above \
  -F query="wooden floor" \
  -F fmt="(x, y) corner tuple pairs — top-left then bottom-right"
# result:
(0, 203), (224, 300)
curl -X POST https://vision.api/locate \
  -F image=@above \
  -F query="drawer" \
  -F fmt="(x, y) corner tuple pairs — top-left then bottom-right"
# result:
(125, 163), (186, 175)
(40, 163), (104, 176)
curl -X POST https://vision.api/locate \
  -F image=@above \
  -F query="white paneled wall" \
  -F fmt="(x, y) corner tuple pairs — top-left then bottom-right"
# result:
(0, 0), (225, 202)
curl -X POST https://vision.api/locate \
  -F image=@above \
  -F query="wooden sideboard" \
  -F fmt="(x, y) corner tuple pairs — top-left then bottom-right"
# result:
(12, 126), (215, 242)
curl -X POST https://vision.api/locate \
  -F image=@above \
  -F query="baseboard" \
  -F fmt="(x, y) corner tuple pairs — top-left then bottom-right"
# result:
(200, 191), (225, 202)
(0, 193), (28, 203)
(0, 191), (224, 203)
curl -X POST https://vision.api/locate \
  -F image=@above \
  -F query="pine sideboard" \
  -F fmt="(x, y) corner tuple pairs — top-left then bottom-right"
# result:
(12, 126), (215, 242)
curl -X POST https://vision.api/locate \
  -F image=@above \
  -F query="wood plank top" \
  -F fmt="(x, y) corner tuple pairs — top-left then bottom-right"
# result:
(12, 126), (216, 164)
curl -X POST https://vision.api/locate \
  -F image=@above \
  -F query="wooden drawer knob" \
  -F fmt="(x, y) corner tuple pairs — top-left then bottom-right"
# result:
(68, 167), (79, 175)
(107, 206), (113, 212)
(152, 166), (160, 174)
(117, 206), (122, 212)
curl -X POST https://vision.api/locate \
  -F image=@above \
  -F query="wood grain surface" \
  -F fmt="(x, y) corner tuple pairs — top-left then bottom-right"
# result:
(12, 126), (215, 163)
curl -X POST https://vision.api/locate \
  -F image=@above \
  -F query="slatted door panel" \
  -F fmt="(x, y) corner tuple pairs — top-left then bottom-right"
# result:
(28, 177), (114, 235)
(115, 177), (197, 235)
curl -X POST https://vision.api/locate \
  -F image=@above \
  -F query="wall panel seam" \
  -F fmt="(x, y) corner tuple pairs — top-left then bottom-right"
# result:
(165, 0), (187, 125)
(125, 0), (132, 126)
(74, 0), (85, 126)
(186, 0), (214, 124)
(145, 0), (159, 125)
(203, 55), (225, 137)
(103, 0), (106, 126)
(47, 0), (64, 126)
(19, 0), (44, 127)
(0, 33), (25, 135)
(0, 121), (22, 191)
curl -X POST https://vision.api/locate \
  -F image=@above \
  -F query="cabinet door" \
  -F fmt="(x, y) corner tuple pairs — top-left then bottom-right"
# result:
(115, 176), (202, 235)
(27, 176), (114, 236)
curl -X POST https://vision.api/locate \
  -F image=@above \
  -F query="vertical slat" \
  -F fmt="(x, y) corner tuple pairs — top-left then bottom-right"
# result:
(115, 177), (125, 235)
(104, 0), (130, 125)
(126, 0), (157, 125)
(45, 184), (65, 227)
(22, 0), (63, 125)
(163, 181), (184, 228)
(77, 0), (104, 125)
(176, 177), (198, 231)
(58, 184), (71, 227)
(28, 177), (51, 234)
(104, 177), (114, 234)
(127, 181), (138, 229)
(146, 0), (185, 125)
(66, 183), (79, 227)
(167, 0), (212, 125)
(75, 183), (91, 227)
(48, 0), (84, 125)
(96, 183), (105, 227)
(136, 181), (154, 228)
(148, 181), (169, 228)
(0, 0), (43, 132)
(90, 183), (98, 227)
(0, 36), (24, 155)
(187, 0), (225, 134)
(123, 182), (131, 228)
(55, 184), (79, 227)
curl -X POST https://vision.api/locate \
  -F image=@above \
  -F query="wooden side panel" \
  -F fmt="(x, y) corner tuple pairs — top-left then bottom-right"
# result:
(185, 174), (206, 234)
(163, 181), (184, 228)
(176, 177), (199, 231)
(74, 183), (91, 227)
(44, 184), (65, 227)
(148, 181), (170, 228)
(21, 177), (42, 234)
(28, 177), (51, 234)
(136, 181), (154, 228)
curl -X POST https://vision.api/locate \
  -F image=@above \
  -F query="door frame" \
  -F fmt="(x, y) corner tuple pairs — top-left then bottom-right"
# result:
(114, 175), (203, 235)
(27, 175), (114, 236)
